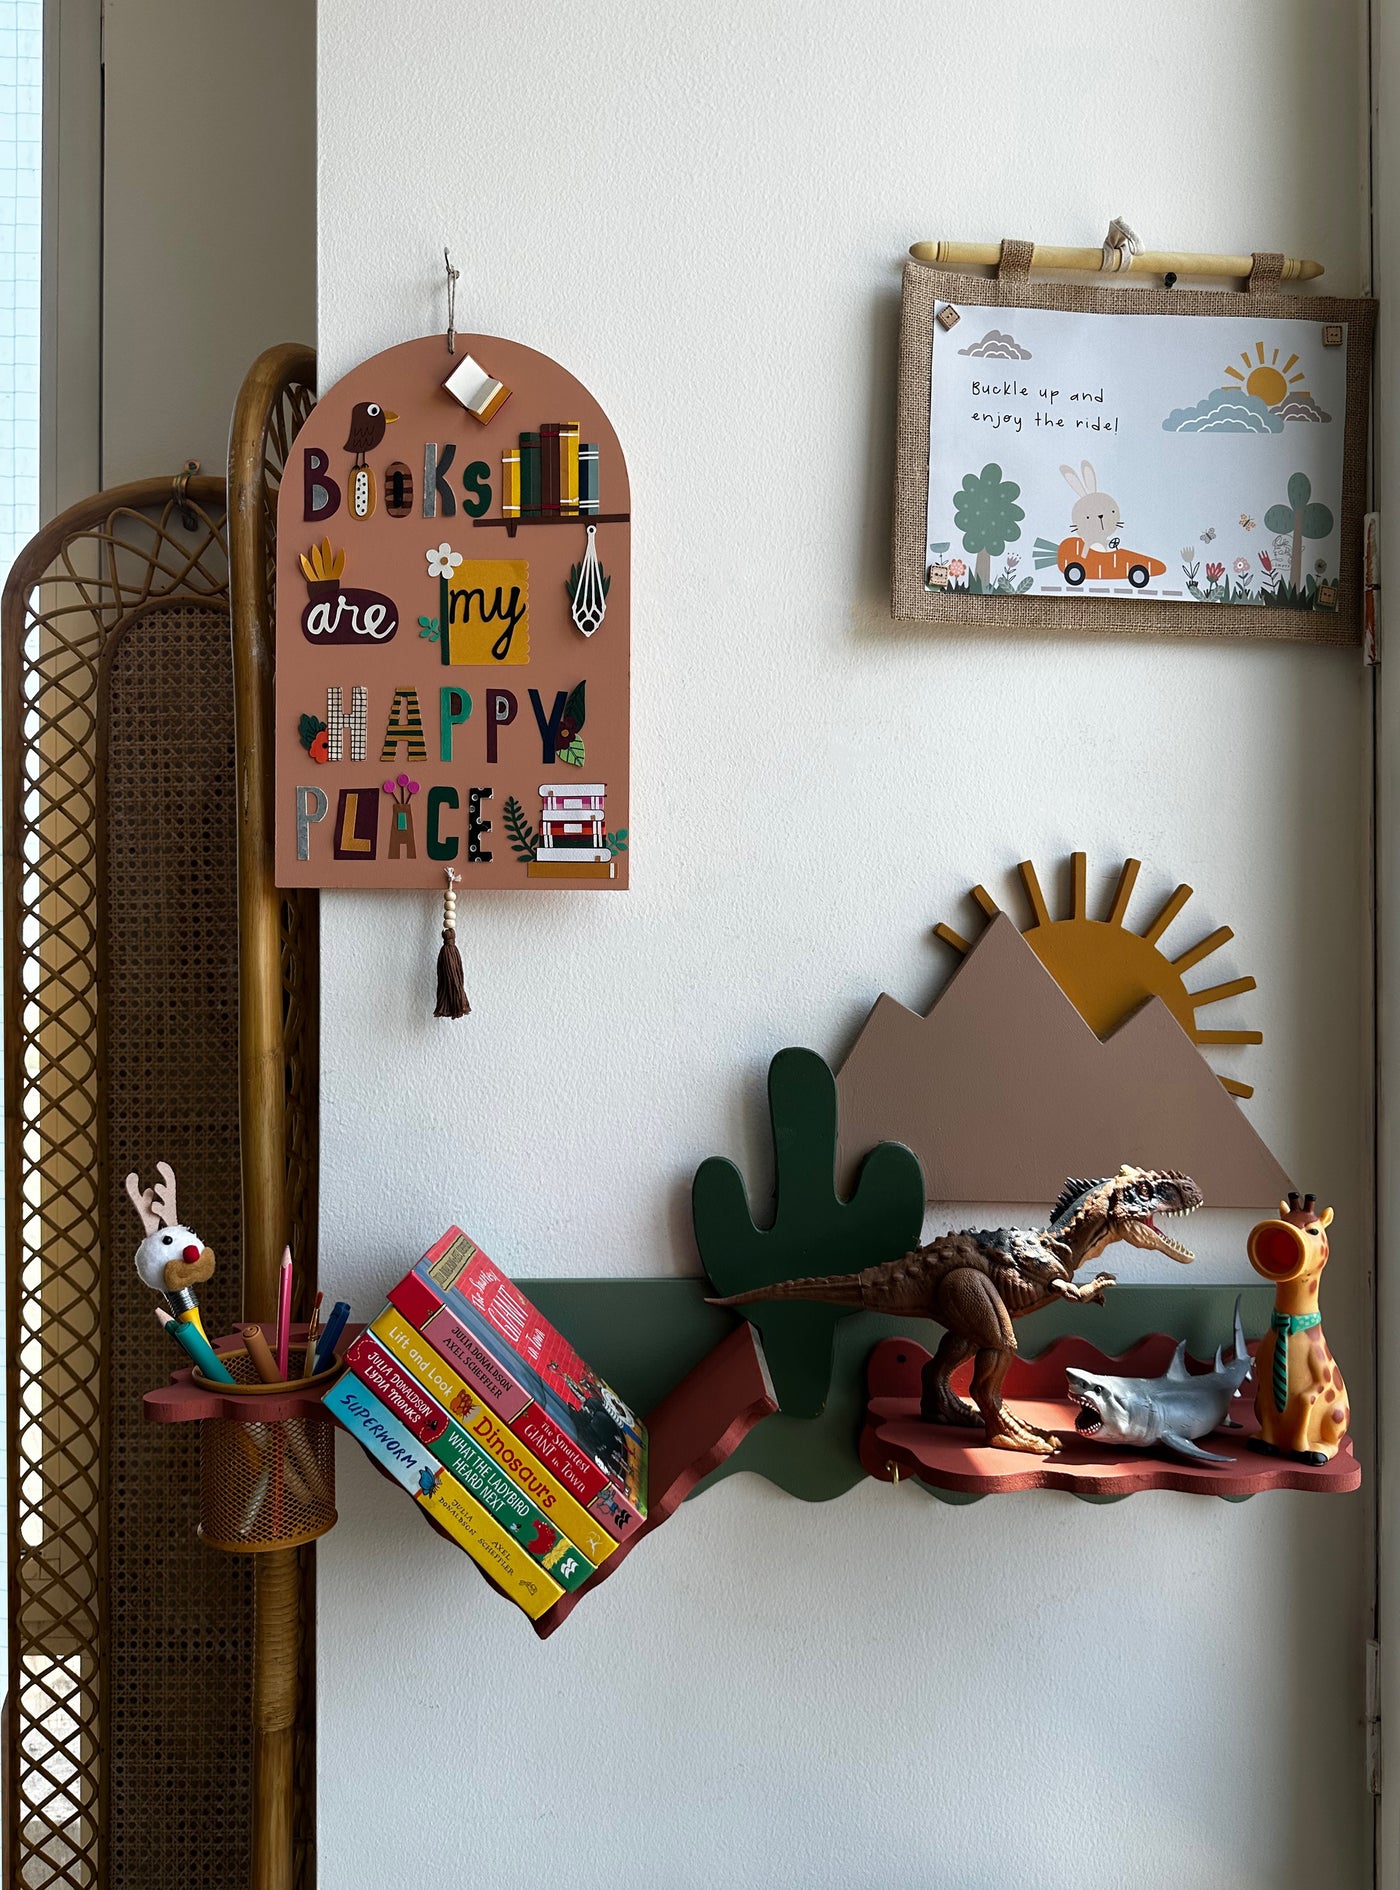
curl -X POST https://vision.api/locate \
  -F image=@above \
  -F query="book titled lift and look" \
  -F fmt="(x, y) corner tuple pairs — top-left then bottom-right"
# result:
(324, 1228), (648, 1620)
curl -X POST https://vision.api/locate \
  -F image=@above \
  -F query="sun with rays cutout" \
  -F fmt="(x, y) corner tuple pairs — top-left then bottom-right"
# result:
(1223, 340), (1308, 411)
(934, 853), (1262, 1098)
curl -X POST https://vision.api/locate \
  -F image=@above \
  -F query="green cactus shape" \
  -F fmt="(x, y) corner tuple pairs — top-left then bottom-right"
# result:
(693, 1047), (925, 1417)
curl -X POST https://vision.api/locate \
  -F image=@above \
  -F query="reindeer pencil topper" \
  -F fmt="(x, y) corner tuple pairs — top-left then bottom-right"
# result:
(126, 1163), (216, 1339)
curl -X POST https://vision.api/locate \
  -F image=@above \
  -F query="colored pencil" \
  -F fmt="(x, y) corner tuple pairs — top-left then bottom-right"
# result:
(275, 1247), (293, 1378)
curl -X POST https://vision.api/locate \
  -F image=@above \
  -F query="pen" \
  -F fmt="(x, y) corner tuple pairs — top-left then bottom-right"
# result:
(313, 1300), (351, 1375)
(275, 1247), (293, 1379)
(301, 1292), (324, 1380)
(156, 1307), (235, 1384)
(238, 1323), (285, 1385)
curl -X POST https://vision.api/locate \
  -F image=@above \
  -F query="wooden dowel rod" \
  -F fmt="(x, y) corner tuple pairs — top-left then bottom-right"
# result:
(909, 240), (1324, 283)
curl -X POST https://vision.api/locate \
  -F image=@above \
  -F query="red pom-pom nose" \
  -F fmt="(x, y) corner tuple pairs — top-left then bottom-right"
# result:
(182, 1243), (201, 1263)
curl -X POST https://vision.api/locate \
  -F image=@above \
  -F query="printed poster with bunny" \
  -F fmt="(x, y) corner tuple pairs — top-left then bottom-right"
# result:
(274, 333), (630, 890)
(924, 303), (1348, 613)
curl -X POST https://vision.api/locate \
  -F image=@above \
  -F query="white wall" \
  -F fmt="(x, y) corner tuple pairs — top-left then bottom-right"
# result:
(317, 5), (1373, 1885)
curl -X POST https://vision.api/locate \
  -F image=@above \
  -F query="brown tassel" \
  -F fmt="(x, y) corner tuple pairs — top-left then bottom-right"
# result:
(434, 869), (469, 1018)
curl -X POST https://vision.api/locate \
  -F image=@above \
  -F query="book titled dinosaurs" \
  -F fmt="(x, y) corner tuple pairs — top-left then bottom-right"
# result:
(352, 1317), (619, 1567)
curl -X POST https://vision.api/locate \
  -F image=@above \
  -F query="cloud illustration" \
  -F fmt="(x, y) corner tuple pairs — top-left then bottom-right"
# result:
(958, 329), (1032, 360)
(1274, 391), (1332, 423)
(1162, 389), (1283, 434)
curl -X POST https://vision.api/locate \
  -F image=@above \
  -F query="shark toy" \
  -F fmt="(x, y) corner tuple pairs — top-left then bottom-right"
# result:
(1065, 1297), (1254, 1464)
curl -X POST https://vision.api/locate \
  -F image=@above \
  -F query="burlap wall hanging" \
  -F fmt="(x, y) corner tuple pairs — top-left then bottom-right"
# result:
(893, 239), (1375, 645)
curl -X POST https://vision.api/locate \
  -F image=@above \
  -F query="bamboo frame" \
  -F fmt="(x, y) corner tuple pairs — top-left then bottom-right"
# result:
(228, 341), (319, 1890)
(909, 239), (1324, 282)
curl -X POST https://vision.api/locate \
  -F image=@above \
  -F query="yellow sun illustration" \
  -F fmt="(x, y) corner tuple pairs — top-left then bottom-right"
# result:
(934, 853), (1262, 1097)
(1223, 340), (1307, 408)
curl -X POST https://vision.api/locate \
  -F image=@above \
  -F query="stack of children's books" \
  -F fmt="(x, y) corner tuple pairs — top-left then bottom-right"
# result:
(323, 1227), (648, 1621)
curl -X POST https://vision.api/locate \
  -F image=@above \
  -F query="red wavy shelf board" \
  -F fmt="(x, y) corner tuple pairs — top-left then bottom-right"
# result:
(348, 1322), (776, 1637)
(859, 1334), (1360, 1498)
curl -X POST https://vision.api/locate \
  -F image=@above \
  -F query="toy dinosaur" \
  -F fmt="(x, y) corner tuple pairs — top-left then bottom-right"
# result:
(1246, 1190), (1349, 1464)
(708, 1165), (1203, 1453)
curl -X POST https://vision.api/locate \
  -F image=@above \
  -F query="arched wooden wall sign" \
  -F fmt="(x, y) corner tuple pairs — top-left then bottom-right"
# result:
(275, 335), (630, 889)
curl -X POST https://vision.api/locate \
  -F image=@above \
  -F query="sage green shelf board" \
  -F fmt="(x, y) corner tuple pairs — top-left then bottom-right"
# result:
(525, 1279), (1276, 1507)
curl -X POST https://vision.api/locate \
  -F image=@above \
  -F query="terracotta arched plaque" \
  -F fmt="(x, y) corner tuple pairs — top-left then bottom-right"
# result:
(275, 335), (630, 889)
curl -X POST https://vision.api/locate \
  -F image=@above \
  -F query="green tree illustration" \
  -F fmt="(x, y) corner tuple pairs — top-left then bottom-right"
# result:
(1264, 471), (1333, 593)
(953, 463), (1024, 585)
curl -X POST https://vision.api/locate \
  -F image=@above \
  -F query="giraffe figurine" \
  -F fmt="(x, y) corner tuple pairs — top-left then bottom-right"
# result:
(1246, 1190), (1349, 1464)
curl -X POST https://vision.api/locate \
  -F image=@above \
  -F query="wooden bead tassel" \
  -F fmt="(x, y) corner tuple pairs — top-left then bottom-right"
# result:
(434, 867), (469, 1019)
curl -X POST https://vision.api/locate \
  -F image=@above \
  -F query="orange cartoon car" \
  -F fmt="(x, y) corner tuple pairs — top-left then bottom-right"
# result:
(1052, 535), (1166, 589)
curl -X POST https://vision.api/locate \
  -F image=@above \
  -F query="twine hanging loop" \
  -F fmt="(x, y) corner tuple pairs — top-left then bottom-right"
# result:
(1101, 217), (1143, 274)
(444, 248), (460, 354)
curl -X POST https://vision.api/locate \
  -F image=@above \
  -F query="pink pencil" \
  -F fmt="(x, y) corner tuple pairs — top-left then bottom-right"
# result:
(275, 1246), (293, 1379)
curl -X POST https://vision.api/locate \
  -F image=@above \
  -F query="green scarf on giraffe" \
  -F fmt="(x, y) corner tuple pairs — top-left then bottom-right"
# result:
(1270, 1308), (1320, 1412)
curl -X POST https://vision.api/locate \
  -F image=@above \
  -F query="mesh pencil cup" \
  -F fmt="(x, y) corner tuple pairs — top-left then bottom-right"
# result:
(144, 1332), (345, 1553)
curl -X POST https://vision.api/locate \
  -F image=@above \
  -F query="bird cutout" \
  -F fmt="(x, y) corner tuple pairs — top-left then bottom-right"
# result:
(126, 1163), (216, 1338)
(345, 402), (398, 520)
(567, 525), (610, 637)
(344, 401), (398, 468)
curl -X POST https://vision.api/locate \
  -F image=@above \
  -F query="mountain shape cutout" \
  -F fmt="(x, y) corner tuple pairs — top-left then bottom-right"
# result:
(835, 913), (1291, 1211)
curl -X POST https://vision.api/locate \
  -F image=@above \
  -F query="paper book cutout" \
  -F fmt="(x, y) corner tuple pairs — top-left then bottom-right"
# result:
(443, 352), (511, 425)
(836, 911), (1291, 1209)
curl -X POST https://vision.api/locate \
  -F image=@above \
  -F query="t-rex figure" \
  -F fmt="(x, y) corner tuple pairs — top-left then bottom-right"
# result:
(708, 1165), (1203, 1453)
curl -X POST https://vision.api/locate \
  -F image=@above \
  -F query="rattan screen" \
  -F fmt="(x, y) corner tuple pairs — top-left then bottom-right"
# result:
(5, 352), (320, 1890)
(0, 489), (291, 1890)
(104, 596), (253, 1889)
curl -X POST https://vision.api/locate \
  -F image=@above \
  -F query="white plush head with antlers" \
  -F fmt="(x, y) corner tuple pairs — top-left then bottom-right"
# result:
(125, 1162), (216, 1296)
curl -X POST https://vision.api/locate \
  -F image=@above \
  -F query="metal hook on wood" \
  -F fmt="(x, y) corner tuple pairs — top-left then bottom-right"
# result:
(444, 247), (460, 355)
(174, 459), (200, 530)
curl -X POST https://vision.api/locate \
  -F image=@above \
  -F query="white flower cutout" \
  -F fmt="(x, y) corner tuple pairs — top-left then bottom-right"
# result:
(426, 543), (463, 580)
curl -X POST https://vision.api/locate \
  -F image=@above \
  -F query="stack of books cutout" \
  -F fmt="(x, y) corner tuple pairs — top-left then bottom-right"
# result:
(324, 1228), (648, 1621)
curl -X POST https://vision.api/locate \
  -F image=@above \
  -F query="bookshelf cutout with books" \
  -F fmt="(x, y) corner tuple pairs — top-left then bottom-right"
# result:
(482, 422), (629, 539)
(324, 1228), (649, 1622)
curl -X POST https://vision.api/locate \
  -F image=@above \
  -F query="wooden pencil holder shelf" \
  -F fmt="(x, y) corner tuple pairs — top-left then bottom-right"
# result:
(144, 1333), (346, 1553)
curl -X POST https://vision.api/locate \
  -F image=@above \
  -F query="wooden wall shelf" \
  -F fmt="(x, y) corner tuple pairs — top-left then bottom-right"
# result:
(524, 1279), (1301, 1505)
(858, 1333), (1360, 1500)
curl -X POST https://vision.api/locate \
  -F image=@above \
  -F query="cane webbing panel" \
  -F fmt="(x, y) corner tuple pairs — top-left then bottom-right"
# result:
(3, 490), (234, 1890)
(104, 597), (252, 1889)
